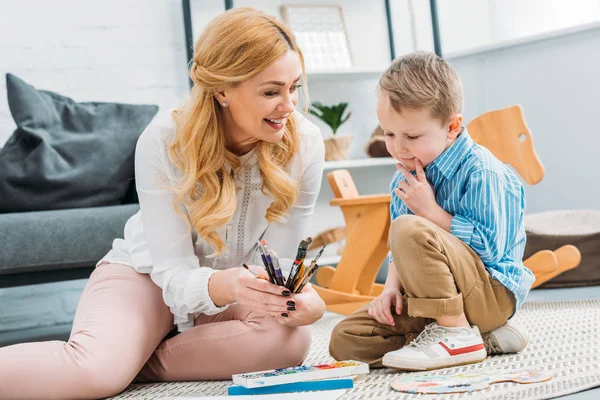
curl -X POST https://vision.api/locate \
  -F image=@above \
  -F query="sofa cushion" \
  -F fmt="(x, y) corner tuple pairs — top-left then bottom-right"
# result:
(0, 73), (157, 213)
(0, 204), (139, 275)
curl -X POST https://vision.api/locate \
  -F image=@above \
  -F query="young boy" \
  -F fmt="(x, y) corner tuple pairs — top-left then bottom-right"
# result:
(329, 51), (535, 371)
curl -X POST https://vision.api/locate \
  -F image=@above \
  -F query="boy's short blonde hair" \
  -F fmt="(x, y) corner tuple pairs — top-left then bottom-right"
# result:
(379, 51), (463, 125)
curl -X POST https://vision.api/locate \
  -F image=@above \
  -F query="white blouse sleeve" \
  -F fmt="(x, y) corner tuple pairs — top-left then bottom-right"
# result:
(260, 121), (325, 274)
(134, 125), (229, 324)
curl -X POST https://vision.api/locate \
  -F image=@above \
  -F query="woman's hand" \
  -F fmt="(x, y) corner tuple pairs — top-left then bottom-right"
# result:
(368, 288), (404, 326)
(275, 283), (326, 327)
(231, 265), (295, 318)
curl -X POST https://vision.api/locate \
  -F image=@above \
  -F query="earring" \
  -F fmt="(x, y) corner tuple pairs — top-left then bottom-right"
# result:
(221, 101), (228, 107)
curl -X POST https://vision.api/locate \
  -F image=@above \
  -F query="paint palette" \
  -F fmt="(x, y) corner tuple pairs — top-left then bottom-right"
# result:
(390, 370), (552, 394)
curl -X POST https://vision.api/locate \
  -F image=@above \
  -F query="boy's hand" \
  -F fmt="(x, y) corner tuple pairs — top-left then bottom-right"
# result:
(368, 288), (404, 326)
(395, 159), (438, 218)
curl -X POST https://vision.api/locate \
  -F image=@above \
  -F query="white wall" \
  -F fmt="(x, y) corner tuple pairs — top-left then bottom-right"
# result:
(448, 26), (600, 212)
(487, 0), (600, 46)
(409, 0), (600, 56)
(0, 0), (190, 146)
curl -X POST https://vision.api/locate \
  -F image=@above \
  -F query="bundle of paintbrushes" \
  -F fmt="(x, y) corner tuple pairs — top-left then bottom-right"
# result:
(255, 238), (327, 293)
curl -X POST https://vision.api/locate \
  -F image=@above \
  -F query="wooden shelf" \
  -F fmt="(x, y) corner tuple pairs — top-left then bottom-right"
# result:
(306, 68), (385, 81)
(323, 157), (397, 171)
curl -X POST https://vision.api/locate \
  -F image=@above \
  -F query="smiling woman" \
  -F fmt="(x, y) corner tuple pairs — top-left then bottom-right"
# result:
(0, 7), (326, 400)
(169, 8), (312, 256)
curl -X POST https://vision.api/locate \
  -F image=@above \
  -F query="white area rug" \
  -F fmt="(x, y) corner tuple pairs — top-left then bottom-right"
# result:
(108, 300), (600, 400)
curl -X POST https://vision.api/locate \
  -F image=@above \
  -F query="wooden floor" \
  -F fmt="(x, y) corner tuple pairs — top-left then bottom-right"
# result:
(0, 279), (85, 341)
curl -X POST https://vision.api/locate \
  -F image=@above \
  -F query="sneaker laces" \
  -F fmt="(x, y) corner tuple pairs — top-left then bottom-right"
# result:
(482, 332), (501, 354)
(408, 323), (448, 349)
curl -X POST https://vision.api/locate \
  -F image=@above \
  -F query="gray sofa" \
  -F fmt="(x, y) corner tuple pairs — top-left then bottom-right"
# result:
(0, 202), (139, 289)
(0, 73), (156, 290)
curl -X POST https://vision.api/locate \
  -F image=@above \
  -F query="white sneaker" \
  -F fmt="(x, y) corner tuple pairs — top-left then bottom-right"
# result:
(382, 322), (487, 371)
(482, 320), (529, 355)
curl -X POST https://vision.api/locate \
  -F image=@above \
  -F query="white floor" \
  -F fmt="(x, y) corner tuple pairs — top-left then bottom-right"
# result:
(1, 284), (598, 399)
(177, 285), (600, 400)
(525, 286), (600, 399)
(526, 286), (600, 303)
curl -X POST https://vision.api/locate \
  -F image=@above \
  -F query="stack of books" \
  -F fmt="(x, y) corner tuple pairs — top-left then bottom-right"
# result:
(228, 360), (369, 396)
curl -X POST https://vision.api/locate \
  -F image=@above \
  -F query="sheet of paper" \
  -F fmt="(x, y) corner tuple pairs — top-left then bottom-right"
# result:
(165, 388), (348, 400)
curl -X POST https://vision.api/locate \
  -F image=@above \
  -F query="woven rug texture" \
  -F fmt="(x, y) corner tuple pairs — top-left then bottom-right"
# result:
(108, 300), (600, 400)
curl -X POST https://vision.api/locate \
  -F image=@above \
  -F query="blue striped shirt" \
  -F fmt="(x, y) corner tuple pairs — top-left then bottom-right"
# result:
(389, 128), (535, 311)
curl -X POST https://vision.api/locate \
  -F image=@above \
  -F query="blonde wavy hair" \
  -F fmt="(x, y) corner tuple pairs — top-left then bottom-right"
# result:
(169, 7), (307, 255)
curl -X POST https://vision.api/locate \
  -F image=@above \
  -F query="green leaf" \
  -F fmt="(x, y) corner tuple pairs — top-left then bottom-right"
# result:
(308, 101), (351, 135)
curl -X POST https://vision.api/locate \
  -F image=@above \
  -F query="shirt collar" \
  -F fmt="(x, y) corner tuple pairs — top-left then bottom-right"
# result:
(426, 127), (474, 180)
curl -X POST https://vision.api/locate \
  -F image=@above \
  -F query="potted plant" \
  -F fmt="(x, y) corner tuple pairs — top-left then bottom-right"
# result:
(309, 101), (353, 161)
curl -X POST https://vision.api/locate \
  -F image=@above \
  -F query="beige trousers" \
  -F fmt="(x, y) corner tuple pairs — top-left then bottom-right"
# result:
(329, 215), (516, 367)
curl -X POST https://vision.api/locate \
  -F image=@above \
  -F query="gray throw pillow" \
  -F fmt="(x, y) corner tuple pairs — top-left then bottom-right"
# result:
(0, 74), (158, 213)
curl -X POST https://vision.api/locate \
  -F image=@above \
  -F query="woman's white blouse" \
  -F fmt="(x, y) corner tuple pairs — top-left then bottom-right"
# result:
(99, 110), (325, 331)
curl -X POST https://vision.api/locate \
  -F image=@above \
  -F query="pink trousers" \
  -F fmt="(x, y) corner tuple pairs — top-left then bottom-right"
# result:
(0, 263), (311, 400)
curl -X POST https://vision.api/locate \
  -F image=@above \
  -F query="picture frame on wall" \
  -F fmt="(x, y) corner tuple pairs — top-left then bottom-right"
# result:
(280, 4), (354, 71)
